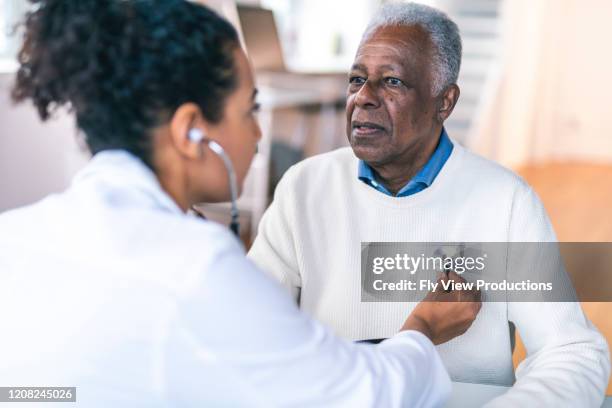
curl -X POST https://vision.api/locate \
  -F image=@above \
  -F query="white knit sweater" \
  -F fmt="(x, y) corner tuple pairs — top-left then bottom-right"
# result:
(248, 142), (610, 407)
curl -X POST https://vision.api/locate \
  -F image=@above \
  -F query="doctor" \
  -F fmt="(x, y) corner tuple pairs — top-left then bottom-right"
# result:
(0, 0), (481, 406)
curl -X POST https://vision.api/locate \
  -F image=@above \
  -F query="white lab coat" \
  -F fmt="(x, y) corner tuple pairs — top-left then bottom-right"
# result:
(0, 150), (451, 407)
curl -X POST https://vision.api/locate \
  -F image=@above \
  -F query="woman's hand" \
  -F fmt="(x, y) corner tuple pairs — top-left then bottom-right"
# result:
(401, 271), (482, 345)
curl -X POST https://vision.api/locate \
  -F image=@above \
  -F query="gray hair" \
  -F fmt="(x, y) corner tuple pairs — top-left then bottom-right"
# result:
(362, 1), (462, 95)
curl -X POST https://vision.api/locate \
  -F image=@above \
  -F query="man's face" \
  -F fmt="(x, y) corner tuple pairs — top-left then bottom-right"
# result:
(346, 24), (439, 166)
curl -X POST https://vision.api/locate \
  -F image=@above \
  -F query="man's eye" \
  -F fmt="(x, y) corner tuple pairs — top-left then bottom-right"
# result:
(349, 76), (366, 85)
(252, 102), (261, 113)
(385, 77), (403, 86)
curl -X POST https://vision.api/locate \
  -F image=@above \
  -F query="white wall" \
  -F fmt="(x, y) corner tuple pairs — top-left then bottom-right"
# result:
(0, 72), (89, 213)
(469, 0), (612, 167)
(531, 0), (612, 163)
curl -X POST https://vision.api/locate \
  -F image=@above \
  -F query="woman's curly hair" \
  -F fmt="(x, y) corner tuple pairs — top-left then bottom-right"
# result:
(12, 0), (240, 167)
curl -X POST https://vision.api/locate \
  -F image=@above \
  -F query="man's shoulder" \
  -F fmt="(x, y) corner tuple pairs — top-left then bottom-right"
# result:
(281, 146), (356, 186)
(453, 143), (531, 192)
(275, 142), (535, 198)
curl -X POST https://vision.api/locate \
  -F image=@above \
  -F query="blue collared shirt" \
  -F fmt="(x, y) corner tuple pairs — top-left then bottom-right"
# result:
(358, 129), (453, 197)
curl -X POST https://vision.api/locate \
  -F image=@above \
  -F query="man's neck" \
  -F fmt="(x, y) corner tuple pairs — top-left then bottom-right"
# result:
(370, 131), (442, 195)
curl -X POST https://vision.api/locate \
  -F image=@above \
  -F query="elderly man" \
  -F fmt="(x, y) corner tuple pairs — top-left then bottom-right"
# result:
(248, 2), (610, 406)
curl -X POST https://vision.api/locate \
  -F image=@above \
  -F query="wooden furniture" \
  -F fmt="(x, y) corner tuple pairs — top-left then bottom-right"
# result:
(514, 162), (612, 395)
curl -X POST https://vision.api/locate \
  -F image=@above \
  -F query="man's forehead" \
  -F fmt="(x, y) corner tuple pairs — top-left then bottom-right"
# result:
(353, 25), (430, 71)
(359, 24), (431, 54)
(355, 42), (407, 60)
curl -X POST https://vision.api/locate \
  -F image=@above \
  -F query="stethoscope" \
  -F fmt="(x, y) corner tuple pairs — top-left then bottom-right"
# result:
(187, 128), (240, 237)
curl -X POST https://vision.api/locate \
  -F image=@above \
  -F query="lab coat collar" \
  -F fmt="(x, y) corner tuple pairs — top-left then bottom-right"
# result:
(73, 149), (185, 215)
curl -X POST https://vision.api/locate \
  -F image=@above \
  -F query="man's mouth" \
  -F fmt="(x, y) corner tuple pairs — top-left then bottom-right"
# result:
(352, 121), (386, 136)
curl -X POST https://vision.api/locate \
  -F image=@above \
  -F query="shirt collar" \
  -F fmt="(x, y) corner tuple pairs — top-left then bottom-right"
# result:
(358, 128), (453, 196)
(73, 149), (184, 215)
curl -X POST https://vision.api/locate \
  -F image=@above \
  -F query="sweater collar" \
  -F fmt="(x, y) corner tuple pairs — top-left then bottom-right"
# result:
(357, 128), (453, 197)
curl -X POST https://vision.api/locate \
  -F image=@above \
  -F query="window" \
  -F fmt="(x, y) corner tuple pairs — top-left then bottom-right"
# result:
(261, 0), (379, 70)
(0, 0), (28, 63)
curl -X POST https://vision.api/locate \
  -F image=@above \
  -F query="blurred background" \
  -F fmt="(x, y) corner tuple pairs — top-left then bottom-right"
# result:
(1, 0), (611, 393)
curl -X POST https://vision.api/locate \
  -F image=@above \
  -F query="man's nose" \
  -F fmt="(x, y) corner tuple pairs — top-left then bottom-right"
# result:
(354, 80), (381, 109)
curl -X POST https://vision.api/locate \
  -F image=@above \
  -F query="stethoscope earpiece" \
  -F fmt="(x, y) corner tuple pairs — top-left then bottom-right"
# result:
(187, 127), (240, 238)
(187, 128), (205, 143)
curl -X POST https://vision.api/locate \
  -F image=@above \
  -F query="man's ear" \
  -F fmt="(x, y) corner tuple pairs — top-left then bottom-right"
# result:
(436, 84), (460, 123)
(169, 103), (210, 159)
